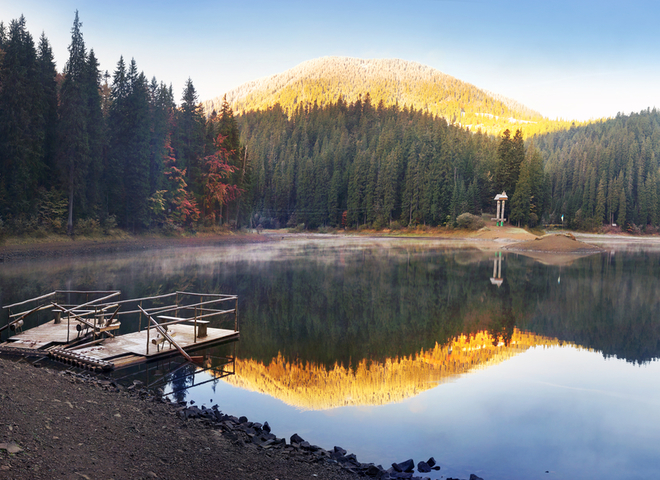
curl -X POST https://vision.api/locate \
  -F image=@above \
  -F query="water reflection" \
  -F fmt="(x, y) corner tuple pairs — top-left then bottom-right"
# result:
(2, 238), (660, 479)
(221, 328), (572, 410)
(2, 239), (659, 364)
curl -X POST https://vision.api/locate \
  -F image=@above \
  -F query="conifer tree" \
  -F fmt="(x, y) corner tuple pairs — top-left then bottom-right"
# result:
(173, 78), (205, 192)
(123, 60), (151, 230)
(58, 11), (90, 235)
(36, 33), (58, 190)
(0, 16), (45, 217)
(106, 56), (129, 221)
(83, 49), (105, 218)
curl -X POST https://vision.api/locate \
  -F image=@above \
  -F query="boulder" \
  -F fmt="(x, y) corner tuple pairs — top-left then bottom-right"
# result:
(290, 433), (305, 445)
(392, 459), (415, 473)
(417, 460), (431, 473)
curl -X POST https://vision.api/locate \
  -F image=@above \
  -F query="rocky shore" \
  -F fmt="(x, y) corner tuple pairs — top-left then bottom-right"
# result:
(0, 357), (486, 480)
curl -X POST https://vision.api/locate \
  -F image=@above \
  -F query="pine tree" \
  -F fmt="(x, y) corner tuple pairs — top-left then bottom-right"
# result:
(36, 33), (58, 190)
(83, 49), (105, 218)
(123, 60), (151, 230)
(106, 56), (129, 221)
(173, 78), (205, 192)
(0, 16), (45, 217)
(58, 11), (90, 235)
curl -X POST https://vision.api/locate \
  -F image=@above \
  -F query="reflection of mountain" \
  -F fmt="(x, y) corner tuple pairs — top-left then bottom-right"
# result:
(221, 329), (571, 410)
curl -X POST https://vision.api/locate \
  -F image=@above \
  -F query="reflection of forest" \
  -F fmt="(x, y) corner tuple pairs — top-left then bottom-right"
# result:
(220, 329), (570, 410)
(1, 245), (659, 364)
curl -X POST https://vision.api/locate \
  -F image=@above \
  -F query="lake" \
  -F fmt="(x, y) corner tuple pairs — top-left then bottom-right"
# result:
(1, 235), (659, 479)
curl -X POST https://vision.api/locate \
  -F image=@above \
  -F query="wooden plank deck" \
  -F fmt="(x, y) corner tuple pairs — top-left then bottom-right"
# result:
(71, 324), (239, 363)
(4, 318), (98, 350)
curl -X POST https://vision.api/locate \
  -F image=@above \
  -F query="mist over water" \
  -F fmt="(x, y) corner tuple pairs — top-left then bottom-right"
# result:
(2, 236), (660, 479)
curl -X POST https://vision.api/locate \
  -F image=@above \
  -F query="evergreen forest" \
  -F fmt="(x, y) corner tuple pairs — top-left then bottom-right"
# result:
(0, 13), (247, 237)
(3, 13), (660, 236)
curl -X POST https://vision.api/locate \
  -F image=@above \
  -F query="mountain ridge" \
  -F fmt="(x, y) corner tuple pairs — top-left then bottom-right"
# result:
(202, 56), (572, 136)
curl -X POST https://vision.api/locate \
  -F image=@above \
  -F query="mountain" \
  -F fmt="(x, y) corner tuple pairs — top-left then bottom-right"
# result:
(202, 56), (572, 136)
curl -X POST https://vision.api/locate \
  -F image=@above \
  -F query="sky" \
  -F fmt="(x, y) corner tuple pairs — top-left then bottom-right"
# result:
(2, 0), (660, 121)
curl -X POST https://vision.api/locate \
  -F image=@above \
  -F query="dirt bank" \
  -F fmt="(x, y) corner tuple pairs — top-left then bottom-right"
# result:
(504, 233), (603, 254)
(0, 357), (363, 480)
(502, 233), (604, 266)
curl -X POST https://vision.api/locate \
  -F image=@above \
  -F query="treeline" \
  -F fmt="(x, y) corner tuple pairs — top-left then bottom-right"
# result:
(534, 109), (660, 231)
(239, 98), (548, 229)
(0, 13), (246, 236)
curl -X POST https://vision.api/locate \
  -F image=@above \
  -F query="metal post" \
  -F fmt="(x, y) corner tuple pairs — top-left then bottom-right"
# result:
(234, 297), (238, 332)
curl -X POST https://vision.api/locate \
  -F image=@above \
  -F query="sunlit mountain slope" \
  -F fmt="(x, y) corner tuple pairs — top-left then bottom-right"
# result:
(203, 56), (576, 136)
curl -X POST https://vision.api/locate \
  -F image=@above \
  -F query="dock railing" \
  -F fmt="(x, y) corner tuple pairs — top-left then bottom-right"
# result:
(1, 290), (121, 342)
(96, 291), (238, 356)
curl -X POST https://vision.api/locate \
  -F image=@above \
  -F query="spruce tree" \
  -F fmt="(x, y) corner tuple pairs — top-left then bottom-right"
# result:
(58, 11), (90, 234)
(36, 33), (58, 190)
(173, 78), (204, 190)
(106, 56), (129, 221)
(0, 16), (45, 217)
(123, 60), (151, 230)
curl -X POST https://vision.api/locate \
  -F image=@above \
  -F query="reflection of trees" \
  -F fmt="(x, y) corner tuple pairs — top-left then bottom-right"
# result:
(488, 277), (516, 347)
(2, 247), (660, 364)
(514, 252), (660, 364)
(168, 362), (197, 404)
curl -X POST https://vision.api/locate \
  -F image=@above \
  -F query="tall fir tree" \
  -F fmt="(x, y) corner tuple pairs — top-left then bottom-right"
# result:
(0, 16), (45, 217)
(173, 78), (205, 193)
(123, 60), (151, 230)
(58, 11), (91, 234)
(36, 32), (58, 190)
(106, 56), (129, 221)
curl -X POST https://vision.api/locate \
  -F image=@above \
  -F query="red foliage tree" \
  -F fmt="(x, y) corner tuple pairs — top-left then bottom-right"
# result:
(201, 134), (241, 224)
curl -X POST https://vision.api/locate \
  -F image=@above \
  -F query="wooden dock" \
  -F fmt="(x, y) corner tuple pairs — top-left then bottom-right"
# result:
(1, 290), (240, 371)
(71, 324), (239, 368)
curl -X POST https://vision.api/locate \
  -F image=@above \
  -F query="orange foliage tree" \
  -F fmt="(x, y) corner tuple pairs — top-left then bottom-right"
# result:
(201, 134), (241, 224)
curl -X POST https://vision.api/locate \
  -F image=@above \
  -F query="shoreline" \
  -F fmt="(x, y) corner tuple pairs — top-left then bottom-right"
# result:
(0, 357), (476, 480)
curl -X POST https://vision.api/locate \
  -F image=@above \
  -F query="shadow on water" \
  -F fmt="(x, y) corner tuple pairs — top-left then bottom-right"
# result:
(108, 340), (238, 404)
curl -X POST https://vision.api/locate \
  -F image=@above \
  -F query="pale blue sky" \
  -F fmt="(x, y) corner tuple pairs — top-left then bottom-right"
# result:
(2, 0), (659, 121)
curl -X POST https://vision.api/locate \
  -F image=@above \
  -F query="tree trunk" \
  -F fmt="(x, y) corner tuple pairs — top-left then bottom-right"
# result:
(67, 168), (74, 236)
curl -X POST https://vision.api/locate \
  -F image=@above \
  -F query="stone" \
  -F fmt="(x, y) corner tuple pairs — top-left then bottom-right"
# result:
(469, 475), (484, 480)
(426, 457), (436, 467)
(417, 461), (431, 473)
(364, 464), (382, 476)
(290, 433), (305, 444)
(0, 442), (22, 454)
(392, 459), (415, 473)
(334, 446), (347, 455)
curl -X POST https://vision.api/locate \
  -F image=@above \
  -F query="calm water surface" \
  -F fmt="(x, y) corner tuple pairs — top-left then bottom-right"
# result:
(1, 236), (659, 480)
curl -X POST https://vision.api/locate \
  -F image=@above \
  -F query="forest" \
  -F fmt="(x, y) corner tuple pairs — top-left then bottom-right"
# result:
(0, 13), (246, 237)
(2, 12), (660, 236)
(533, 109), (660, 231)
(203, 56), (578, 138)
